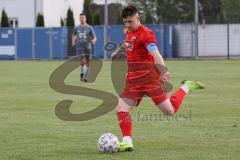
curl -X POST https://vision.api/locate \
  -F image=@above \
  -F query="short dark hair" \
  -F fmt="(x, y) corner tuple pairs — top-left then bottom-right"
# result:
(121, 5), (138, 19)
(79, 12), (86, 16)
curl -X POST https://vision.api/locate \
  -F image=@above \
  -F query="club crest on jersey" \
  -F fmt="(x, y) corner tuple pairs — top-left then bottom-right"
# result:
(127, 43), (133, 52)
(126, 36), (136, 52)
(131, 36), (136, 42)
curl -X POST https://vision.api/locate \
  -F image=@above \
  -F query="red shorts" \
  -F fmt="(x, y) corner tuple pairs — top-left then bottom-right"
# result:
(120, 70), (168, 106)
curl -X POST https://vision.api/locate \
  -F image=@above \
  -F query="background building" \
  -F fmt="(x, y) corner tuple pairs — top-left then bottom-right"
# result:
(0, 0), (124, 27)
(0, 0), (43, 27)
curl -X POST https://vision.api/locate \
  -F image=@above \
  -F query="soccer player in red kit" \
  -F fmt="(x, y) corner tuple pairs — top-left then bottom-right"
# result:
(111, 5), (205, 152)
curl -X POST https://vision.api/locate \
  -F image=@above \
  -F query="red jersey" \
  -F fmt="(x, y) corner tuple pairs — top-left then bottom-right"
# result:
(121, 25), (167, 106)
(125, 25), (160, 81)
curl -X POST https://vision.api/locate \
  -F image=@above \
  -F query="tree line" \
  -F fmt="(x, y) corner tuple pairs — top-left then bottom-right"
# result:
(127, 0), (240, 24)
(1, 0), (240, 27)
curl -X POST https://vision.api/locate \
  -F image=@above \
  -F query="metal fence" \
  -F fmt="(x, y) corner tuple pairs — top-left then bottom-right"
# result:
(173, 23), (240, 58)
(1, 24), (239, 60)
(0, 25), (173, 60)
(0, 27), (69, 60)
(15, 28), (69, 60)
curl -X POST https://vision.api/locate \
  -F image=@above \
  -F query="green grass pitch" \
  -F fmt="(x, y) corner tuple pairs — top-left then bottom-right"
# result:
(0, 60), (239, 160)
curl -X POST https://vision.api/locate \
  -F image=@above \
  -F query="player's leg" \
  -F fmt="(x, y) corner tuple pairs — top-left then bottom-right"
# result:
(76, 48), (85, 82)
(79, 55), (86, 82)
(85, 54), (91, 67)
(116, 97), (140, 152)
(81, 54), (91, 82)
(155, 80), (205, 115)
(79, 55), (87, 82)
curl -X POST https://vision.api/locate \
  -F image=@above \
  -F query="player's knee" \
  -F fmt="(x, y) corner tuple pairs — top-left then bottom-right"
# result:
(115, 104), (127, 113)
(115, 104), (121, 112)
(115, 98), (131, 112)
(161, 106), (175, 116)
(157, 99), (175, 116)
(163, 109), (175, 116)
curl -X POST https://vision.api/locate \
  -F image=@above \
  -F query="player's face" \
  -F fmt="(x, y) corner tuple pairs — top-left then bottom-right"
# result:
(123, 15), (140, 31)
(80, 15), (86, 24)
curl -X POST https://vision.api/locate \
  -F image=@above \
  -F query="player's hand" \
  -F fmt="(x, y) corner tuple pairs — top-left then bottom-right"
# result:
(162, 71), (170, 81)
(119, 42), (131, 52)
(72, 42), (76, 47)
(111, 42), (130, 60)
(72, 37), (76, 47)
(91, 39), (97, 45)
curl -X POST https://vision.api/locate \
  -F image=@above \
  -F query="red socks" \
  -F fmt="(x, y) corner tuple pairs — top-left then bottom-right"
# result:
(116, 89), (186, 137)
(117, 112), (132, 137)
(170, 88), (186, 113)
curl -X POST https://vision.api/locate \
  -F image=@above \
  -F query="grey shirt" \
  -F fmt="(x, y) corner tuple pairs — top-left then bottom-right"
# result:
(73, 24), (96, 53)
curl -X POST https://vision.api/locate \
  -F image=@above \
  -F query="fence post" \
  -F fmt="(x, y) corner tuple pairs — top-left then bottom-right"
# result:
(194, 23), (199, 59)
(194, 0), (199, 59)
(227, 23), (230, 60)
(49, 28), (53, 59)
(192, 24), (195, 58)
(32, 28), (35, 59)
(14, 29), (18, 60)
(103, 0), (108, 60)
(160, 23), (165, 56)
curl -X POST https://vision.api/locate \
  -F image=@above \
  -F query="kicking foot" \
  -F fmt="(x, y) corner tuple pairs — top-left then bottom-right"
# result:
(118, 142), (133, 152)
(181, 80), (205, 91)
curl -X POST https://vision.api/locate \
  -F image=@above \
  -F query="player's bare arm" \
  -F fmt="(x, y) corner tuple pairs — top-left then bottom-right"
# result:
(91, 36), (97, 45)
(150, 47), (170, 81)
(72, 33), (76, 47)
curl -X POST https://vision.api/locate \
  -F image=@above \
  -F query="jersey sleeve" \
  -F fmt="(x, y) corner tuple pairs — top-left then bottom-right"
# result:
(142, 30), (157, 48)
(90, 26), (96, 39)
(72, 27), (77, 35)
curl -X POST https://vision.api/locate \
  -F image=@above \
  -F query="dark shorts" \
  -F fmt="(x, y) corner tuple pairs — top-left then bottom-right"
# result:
(76, 48), (92, 61)
(78, 54), (91, 62)
(76, 48), (92, 55)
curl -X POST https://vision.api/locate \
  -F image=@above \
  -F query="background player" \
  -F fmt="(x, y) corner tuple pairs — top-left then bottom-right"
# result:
(111, 5), (205, 152)
(72, 12), (97, 82)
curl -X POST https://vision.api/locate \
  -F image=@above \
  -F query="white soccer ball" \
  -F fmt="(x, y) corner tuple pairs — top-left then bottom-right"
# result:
(97, 133), (120, 153)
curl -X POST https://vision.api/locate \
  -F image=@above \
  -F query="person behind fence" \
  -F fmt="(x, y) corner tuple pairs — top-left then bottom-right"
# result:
(72, 12), (97, 82)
